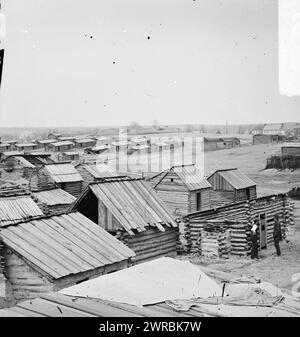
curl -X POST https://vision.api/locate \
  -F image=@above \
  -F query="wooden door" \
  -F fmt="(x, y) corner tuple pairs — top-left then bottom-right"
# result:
(259, 213), (267, 249)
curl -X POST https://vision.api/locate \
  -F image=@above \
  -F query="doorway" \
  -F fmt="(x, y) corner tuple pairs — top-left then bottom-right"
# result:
(258, 213), (267, 249)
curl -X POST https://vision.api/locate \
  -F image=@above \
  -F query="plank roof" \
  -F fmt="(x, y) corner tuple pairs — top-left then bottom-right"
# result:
(32, 188), (76, 206)
(43, 163), (83, 183)
(74, 138), (95, 144)
(74, 178), (178, 235)
(0, 212), (135, 279)
(149, 164), (211, 191)
(208, 168), (256, 189)
(15, 143), (37, 148)
(82, 163), (118, 179)
(0, 195), (44, 227)
(50, 141), (74, 147)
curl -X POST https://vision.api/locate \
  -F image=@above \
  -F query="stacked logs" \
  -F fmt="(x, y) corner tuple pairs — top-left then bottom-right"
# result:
(199, 222), (231, 258)
(184, 194), (294, 257)
(184, 202), (247, 253)
(116, 226), (178, 265)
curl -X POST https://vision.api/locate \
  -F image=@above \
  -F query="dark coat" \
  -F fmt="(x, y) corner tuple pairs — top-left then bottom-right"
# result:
(273, 220), (282, 241)
(250, 230), (258, 244)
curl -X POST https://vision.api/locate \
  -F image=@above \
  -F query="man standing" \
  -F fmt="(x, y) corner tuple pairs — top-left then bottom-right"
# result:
(273, 215), (282, 256)
(250, 222), (259, 259)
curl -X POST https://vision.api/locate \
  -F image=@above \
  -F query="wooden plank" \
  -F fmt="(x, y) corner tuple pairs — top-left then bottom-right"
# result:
(1, 231), (63, 278)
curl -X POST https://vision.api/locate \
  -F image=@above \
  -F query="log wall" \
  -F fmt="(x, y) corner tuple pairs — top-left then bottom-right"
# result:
(60, 181), (83, 198)
(184, 194), (293, 256)
(116, 226), (179, 265)
(3, 249), (54, 301)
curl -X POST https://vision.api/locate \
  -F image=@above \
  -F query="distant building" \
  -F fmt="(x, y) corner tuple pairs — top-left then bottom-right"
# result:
(36, 139), (57, 150)
(207, 168), (257, 207)
(204, 137), (240, 151)
(0, 143), (11, 153)
(84, 144), (111, 154)
(48, 141), (75, 152)
(59, 151), (80, 162)
(262, 123), (285, 135)
(15, 143), (38, 152)
(281, 143), (300, 157)
(252, 134), (286, 145)
(74, 138), (97, 149)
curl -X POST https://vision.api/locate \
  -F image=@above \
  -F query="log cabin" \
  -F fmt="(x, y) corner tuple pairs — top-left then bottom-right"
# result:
(74, 138), (97, 149)
(252, 134), (286, 145)
(183, 193), (294, 256)
(0, 143), (11, 153)
(32, 188), (76, 216)
(281, 144), (300, 156)
(207, 168), (257, 207)
(15, 143), (38, 152)
(48, 141), (75, 152)
(59, 152), (80, 162)
(84, 144), (111, 155)
(148, 164), (212, 217)
(29, 162), (83, 197)
(71, 177), (179, 264)
(36, 139), (57, 150)
(0, 212), (135, 303)
(204, 137), (240, 151)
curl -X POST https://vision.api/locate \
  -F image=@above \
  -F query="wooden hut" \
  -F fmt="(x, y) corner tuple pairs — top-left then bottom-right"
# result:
(0, 212), (135, 302)
(148, 164), (212, 217)
(183, 194), (293, 256)
(48, 141), (74, 152)
(84, 144), (110, 155)
(32, 188), (76, 216)
(36, 139), (57, 150)
(281, 143), (300, 156)
(15, 143), (38, 152)
(74, 138), (97, 149)
(204, 137), (240, 151)
(60, 152), (80, 162)
(0, 143), (11, 153)
(76, 163), (120, 190)
(253, 134), (286, 145)
(29, 162), (83, 197)
(207, 168), (257, 207)
(71, 177), (179, 264)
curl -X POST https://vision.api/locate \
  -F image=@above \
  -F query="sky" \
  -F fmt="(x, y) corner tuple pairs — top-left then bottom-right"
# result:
(0, 0), (299, 127)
